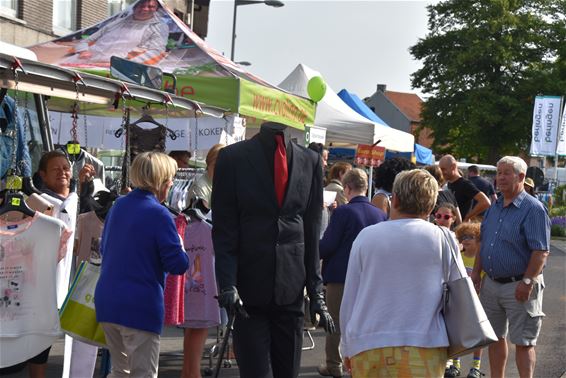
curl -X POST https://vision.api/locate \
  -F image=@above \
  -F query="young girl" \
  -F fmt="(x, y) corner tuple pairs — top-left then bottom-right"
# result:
(445, 222), (484, 378)
(434, 203), (458, 230)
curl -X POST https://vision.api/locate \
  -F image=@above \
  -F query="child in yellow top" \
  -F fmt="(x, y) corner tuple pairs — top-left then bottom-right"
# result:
(444, 222), (484, 378)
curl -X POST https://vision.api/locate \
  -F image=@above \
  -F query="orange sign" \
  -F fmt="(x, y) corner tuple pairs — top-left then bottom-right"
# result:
(355, 144), (385, 167)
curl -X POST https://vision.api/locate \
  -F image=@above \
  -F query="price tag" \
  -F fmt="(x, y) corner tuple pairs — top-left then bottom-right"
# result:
(6, 175), (23, 190)
(11, 197), (21, 207)
(67, 143), (81, 155)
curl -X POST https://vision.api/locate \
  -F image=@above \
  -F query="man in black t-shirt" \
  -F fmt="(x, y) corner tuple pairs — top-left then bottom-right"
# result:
(439, 155), (491, 221)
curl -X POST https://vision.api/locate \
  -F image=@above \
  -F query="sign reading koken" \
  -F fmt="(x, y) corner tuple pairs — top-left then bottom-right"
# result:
(50, 112), (244, 151)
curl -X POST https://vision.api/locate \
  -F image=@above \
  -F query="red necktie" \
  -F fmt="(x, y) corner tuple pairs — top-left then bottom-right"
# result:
(274, 134), (288, 207)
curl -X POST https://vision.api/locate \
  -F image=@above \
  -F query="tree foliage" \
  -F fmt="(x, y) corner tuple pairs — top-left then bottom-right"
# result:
(410, 0), (566, 163)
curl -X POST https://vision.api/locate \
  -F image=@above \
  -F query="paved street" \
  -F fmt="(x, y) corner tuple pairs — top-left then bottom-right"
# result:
(3, 242), (565, 378)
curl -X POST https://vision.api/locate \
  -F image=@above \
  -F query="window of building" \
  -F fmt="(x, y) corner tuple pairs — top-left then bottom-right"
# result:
(0, 0), (18, 17)
(53, 0), (77, 34)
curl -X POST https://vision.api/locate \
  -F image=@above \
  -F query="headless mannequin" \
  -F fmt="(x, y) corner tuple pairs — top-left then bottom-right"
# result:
(213, 121), (334, 378)
(257, 122), (291, 180)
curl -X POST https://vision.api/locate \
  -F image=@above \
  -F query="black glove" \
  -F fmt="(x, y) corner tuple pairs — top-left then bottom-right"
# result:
(217, 285), (244, 311)
(309, 293), (336, 334)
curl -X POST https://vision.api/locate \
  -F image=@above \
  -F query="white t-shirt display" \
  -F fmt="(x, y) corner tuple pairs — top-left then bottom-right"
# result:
(41, 192), (79, 307)
(0, 212), (70, 367)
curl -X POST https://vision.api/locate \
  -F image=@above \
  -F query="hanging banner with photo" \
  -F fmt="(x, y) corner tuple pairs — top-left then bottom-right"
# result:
(556, 105), (566, 156)
(29, 0), (314, 130)
(530, 96), (563, 156)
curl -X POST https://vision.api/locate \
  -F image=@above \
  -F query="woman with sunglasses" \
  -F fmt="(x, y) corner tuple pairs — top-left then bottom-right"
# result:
(424, 165), (462, 226)
(444, 222), (485, 378)
(434, 203), (458, 230)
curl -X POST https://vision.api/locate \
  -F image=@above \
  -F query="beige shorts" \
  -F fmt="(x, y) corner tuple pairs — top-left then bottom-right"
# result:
(480, 275), (545, 346)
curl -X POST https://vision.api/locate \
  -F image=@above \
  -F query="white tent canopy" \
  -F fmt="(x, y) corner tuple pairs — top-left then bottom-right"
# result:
(278, 64), (414, 152)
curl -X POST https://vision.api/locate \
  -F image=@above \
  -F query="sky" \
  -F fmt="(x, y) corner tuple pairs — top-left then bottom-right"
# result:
(205, 0), (435, 99)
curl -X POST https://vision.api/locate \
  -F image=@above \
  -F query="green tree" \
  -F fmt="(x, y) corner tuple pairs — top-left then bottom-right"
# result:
(410, 0), (566, 163)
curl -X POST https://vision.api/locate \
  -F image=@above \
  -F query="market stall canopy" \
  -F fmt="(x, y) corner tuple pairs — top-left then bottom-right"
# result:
(29, 0), (314, 129)
(336, 89), (389, 127)
(0, 52), (224, 118)
(278, 63), (414, 152)
(336, 89), (435, 164)
(414, 144), (434, 165)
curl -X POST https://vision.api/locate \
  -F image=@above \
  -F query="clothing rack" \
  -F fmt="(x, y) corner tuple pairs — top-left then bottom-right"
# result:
(103, 166), (124, 193)
(175, 167), (205, 178)
(104, 166), (124, 172)
(168, 169), (204, 212)
(105, 167), (205, 174)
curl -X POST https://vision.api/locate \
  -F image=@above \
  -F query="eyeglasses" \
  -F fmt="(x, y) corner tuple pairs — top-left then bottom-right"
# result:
(435, 213), (452, 220)
(459, 235), (475, 241)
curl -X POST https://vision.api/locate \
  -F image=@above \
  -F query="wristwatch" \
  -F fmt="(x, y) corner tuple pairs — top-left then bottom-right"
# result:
(522, 277), (533, 286)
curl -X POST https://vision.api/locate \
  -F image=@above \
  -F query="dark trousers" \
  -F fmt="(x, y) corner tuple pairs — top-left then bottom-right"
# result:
(233, 295), (304, 378)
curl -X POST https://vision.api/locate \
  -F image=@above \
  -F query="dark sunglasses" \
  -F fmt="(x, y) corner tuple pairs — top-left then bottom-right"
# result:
(459, 235), (475, 241)
(435, 213), (452, 220)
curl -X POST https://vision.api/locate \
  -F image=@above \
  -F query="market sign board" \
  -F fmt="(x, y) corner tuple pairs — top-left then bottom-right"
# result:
(239, 79), (314, 130)
(305, 125), (327, 146)
(355, 144), (385, 167)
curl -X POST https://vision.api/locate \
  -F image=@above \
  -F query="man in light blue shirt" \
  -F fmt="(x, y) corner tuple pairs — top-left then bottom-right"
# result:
(472, 156), (550, 378)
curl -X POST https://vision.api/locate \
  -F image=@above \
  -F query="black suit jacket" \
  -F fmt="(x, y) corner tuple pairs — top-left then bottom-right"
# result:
(212, 128), (324, 307)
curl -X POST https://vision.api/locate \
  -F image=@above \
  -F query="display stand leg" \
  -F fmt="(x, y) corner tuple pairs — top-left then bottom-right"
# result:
(100, 349), (111, 378)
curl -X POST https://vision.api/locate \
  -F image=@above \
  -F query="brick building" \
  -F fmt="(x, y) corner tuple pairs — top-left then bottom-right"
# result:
(0, 0), (209, 48)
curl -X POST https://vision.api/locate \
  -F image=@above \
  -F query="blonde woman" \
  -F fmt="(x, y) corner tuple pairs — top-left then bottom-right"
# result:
(340, 169), (467, 377)
(95, 152), (189, 377)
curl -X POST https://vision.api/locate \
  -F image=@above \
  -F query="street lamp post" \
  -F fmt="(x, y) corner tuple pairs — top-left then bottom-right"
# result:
(230, 0), (284, 61)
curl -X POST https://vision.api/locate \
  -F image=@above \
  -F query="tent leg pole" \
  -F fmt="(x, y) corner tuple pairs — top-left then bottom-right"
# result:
(368, 166), (373, 199)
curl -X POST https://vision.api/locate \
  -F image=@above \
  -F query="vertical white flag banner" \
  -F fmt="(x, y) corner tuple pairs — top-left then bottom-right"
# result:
(530, 96), (563, 156)
(556, 105), (566, 156)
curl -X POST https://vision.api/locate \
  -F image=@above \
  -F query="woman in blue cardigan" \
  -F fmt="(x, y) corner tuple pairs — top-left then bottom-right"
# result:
(95, 151), (189, 377)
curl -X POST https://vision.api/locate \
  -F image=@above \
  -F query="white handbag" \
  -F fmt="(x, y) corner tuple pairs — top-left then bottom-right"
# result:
(439, 227), (498, 358)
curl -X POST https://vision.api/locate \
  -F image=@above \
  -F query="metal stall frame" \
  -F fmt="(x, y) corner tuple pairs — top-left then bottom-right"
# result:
(0, 52), (227, 153)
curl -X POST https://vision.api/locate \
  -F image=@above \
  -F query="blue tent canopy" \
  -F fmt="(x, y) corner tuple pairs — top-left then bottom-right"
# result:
(337, 89), (389, 126)
(337, 88), (435, 164)
(385, 150), (412, 161)
(385, 144), (434, 165)
(414, 144), (434, 165)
